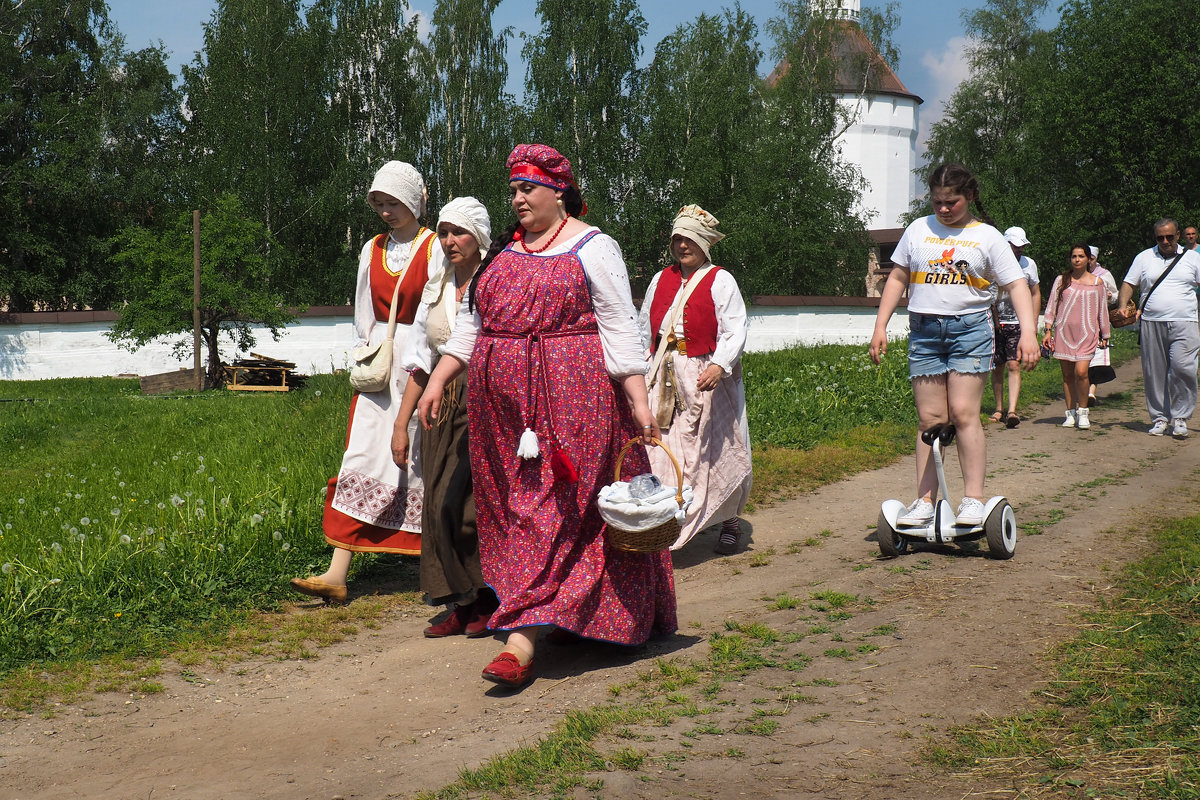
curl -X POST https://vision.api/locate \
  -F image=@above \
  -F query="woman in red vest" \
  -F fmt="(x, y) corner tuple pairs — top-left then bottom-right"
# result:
(290, 161), (435, 603)
(640, 205), (752, 555)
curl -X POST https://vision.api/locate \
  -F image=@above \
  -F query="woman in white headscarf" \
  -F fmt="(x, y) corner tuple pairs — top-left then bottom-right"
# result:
(290, 161), (436, 603)
(638, 205), (752, 555)
(391, 197), (498, 637)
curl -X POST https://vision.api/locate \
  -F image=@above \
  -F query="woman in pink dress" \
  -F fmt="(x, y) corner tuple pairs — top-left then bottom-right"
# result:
(418, 144), (677, 689)
(1041, 244), (1111, 429)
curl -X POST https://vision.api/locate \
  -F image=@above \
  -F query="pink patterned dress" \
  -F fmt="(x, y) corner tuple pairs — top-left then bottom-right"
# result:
(1044, 276), (1110, 362)
(468, 231), (678, 645)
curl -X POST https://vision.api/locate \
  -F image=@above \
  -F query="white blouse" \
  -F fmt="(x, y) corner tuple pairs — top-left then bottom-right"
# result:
(638, 265), (748, 375)
(441, 228), (648, 378)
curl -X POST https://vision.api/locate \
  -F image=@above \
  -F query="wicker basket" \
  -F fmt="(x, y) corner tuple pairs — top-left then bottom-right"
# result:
(603, 437), (686, 553)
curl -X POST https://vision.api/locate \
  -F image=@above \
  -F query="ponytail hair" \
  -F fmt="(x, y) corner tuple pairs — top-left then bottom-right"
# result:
(469, 221), (519, 312)
(927, 163), (996, 227)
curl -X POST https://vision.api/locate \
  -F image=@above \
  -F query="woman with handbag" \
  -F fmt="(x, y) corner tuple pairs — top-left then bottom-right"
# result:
(390, 197), (499, 638)
(417, 144), (677, 688)
(1041, 245), (1110, 429)
(290, 161), (435, 603)
(638, 205), (752, 555)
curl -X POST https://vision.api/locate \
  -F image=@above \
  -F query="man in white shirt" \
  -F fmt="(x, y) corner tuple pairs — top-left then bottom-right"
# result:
(1117, 219), (1200, 438)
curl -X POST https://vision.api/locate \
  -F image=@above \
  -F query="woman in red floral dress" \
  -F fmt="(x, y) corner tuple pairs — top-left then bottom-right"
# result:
(419, 144), (677, 688)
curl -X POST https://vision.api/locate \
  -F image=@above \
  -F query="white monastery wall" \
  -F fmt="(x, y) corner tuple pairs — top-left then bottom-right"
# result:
(0, 305), (912, 382)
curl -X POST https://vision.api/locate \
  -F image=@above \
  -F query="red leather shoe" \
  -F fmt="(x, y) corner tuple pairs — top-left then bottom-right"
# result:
(464, 606), (494, 638)
(424, 604), (471, 638)
(481, 652), (533, 687)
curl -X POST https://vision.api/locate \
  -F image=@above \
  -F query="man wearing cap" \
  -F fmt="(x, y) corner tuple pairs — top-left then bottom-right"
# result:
(989, 226), (1041, 427)
(1117, 218), (1200, 438)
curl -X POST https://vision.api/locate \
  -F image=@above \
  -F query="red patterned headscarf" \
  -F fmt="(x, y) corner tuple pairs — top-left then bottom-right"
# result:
(506, 143), (577, 192)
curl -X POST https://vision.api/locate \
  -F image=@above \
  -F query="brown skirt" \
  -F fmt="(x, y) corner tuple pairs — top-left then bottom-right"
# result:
(418, 375), (484, 606)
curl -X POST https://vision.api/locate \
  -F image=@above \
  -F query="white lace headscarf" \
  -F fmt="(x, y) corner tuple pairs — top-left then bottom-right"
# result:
(437, 196), (492, 258)
(367, 161), (427, 219)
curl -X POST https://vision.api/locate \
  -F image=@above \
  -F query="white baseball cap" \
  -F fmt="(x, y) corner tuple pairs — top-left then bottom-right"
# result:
(1003, 226), (1030, 247)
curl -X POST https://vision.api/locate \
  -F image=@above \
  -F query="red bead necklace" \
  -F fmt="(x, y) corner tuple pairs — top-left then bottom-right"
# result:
(516, 215), (571, 254)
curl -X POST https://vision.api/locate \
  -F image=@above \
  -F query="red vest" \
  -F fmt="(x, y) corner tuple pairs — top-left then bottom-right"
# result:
(369, 230), (435, 325)
(647, 265), (722, 357)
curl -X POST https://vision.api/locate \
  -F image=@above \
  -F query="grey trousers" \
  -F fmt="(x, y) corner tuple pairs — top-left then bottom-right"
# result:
(1140, 319), (1200, 423)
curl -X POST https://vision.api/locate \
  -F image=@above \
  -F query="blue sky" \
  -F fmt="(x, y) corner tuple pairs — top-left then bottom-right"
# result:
(105, 1), (1060, 151)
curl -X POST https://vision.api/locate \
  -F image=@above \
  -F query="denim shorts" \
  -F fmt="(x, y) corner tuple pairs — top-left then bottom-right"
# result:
(908, 310), (995, 378)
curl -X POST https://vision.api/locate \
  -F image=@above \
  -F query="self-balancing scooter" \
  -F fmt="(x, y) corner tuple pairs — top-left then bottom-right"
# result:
(876, 424), (1016, 559)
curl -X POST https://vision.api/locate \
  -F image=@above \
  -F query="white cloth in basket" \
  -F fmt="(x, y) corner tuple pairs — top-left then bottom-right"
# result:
(598, 480), (694, 532)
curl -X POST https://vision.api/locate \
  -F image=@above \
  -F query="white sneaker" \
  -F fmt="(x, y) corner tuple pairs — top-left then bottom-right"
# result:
(1061, 409), (1076, 428)
(1075, 408), (1090, 429)
(897, 498), (934, 526)
(955, 497), (985, 526)
(1173, 419), (1189, 438)
(1149, 419), (1168, 436)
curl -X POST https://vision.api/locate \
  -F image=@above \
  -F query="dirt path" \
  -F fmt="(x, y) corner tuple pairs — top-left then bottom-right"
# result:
(4, 358), (1198, 800)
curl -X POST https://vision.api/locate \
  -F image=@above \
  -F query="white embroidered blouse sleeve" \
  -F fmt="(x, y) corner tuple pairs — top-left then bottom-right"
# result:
(710, 271), (748, 374)
(352, 239), (376, 349)
(638, 271), (663, 356)
(440, 307), (480, 365)
(400, 300), (433, 374)
(580, 234), (650, 378)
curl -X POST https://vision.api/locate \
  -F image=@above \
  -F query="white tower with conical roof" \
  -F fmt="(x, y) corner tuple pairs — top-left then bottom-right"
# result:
(811, 0), (920, 231)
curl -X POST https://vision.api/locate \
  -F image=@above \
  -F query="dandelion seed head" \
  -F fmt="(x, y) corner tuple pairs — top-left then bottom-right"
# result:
(144, 527), (155, 536)
(111, 508), (120, 517)
(195, 508), (206, 519)
(54, 507), (61, 513)
(251, 513), (263, 526)
(1, 563), (11, 575)
(281, 542), (291, 551)
(49, 578), (62, 586)
(217, 543), (225, 553)
(170, 494), (184, 508)
(119, 481), (126, 488)
(80, 517), (90, 526)
(119, 535), (131, 545)
(51, 542), (62, 553)
(314, 390), (322, 397)
(272, 530), (282, 541)
(17, 498), (24, 505)
(74, 493), (82, 499)
(70, 527), (78, 536)
(77, 533), (86, 543)
(208, 476), (215, 483)
(280, 466), (287, 474)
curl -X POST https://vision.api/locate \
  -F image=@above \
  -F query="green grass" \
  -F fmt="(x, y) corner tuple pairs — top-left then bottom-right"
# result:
(0, 329), (1141, 688)
(0, 374), (351, 675)
(925, 509), (1200, 798)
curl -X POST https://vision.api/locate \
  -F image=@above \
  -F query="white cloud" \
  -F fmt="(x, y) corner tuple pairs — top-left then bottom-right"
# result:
(410, 5), (433, 42)
(916, 35), (973, 156)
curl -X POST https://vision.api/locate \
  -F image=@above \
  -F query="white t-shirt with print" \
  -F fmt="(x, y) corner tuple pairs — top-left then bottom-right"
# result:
(1124, 245), (1200, 322)
(892, 215), (1024, 316)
